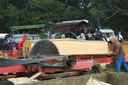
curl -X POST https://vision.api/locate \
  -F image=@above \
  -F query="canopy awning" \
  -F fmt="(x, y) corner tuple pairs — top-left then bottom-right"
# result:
(56, 20), (89, 26)
(10, 24), (46, 31)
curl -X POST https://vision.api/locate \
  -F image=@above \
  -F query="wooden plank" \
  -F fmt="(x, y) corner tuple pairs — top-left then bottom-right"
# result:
(28, 39), (110, 56)
(28, 72), (42, 81)
(42, 71), (80, 79)
(52, 40), (109, 55)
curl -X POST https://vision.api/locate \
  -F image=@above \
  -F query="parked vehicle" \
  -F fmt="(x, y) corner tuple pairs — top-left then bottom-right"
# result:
(99, 29), (115, 41)
(12, 34), (40, 43)
(10, 24), (48, 39)
(0, 33), (8, 50)
(0, 33), (8, 39)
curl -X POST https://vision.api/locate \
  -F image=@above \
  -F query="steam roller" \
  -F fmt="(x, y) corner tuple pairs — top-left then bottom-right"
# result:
(0, 39), (128, 78)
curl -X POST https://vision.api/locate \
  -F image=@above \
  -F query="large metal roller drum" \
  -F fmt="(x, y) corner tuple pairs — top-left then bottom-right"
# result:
(30, 40), (59, 57)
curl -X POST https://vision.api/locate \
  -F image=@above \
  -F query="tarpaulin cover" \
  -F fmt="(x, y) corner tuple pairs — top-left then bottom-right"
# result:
(86, 77), (111, 85)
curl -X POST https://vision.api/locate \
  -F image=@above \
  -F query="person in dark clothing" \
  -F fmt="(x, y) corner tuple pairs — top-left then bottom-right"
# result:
(1, 39), (8, 56)
(7, 37), (17, 57)
(0, 38), (3, 50)
(86, 33), (95, 40)
(111, 37), (128, 72)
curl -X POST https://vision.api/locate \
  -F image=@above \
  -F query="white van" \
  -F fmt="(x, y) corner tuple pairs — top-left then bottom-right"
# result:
(0, 33), (8, 39)
(100, 29), (115, 41)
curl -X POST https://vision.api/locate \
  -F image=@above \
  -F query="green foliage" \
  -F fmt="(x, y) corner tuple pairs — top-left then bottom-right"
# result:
(0, 0), (128, 39)
(63, 7), (84, 20)
(26, 0), (66, 23)
(89, 7), (103, 17)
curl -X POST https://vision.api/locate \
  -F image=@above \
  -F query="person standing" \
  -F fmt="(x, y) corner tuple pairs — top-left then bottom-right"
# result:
(7, 37), (17, 57)
(18, 34), (28, 56)
(117, 32), (123, 43)
(111, 37), (128, 72)
(1, 39), (8, 57)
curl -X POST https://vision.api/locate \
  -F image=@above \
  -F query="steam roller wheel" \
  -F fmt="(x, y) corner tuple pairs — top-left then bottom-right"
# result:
(64, 32), (77, 39)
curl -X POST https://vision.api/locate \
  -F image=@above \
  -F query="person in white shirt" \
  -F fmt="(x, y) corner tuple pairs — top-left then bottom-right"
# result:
(117, 32), (123, 43)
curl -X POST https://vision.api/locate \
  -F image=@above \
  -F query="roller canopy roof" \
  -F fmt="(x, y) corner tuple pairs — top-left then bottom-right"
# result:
(10, 24), (46, 31)
(56, 20), (89, 25)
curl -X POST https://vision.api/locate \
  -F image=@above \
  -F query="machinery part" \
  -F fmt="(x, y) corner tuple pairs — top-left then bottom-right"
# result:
(29, 63), (65, 67)
(64, 32), (77, 39)
(40, 71), (80, 80)
(106, 63), (116, 68)
(65, 56), (76, 66)
(29, 56), (76, 68)
(0, 56), (65, 67)
(94, 30), (103, 40)
(91, 61), (103, 73)
(30, 40), (59, 57)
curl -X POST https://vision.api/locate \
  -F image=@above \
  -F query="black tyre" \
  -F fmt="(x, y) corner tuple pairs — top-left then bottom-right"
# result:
(64, 32), (77, 39)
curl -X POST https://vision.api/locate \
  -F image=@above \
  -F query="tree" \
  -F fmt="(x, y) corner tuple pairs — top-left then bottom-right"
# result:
(88, 0), (128, 39)
(0, 0), (66, 32)
(26, 0), (66, 23)
(0, 0), (128, 40)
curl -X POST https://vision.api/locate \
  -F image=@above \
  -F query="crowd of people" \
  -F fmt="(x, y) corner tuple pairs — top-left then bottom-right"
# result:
(50, 32), (123, 42)
(1, 31), (125, 57)
(50, 32), (95, 40)
(1, 34), (29, 58)
(1, 36), (18, 57)
(2, 32), (96, 57)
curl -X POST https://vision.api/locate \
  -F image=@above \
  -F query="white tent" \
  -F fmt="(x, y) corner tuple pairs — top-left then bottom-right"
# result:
(86, 77), (111, 85)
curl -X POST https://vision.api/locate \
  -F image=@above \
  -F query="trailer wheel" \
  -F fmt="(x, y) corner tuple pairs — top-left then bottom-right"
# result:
(92, 61), (103, 73)
(66, 56), (76, 67)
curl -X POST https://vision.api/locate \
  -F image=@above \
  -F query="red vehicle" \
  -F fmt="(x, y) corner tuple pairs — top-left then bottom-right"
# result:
(54, 20), (102, 40)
